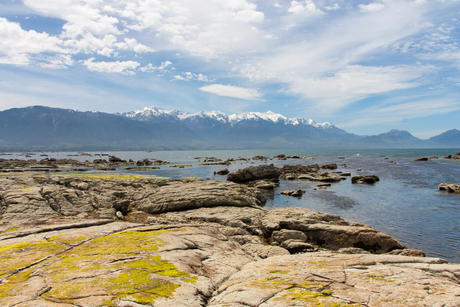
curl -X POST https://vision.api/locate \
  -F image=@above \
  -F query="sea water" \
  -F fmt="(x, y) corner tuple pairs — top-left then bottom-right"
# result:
(2, 148), (460, 263)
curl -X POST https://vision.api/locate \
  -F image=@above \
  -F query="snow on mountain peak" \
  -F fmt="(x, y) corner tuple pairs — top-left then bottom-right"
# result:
(123, 106), (333, 129)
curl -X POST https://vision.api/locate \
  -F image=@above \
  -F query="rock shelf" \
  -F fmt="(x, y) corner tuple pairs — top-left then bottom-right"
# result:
(0, 167), (459, 306)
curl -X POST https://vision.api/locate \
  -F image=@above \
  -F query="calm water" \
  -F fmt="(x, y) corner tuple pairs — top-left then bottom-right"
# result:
(2, 148), (460, 263)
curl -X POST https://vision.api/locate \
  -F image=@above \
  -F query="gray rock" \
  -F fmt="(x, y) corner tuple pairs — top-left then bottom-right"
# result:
(261, 207), (404, 253)
(227, 163), (280, 183)
(351, 175), (380, 184)
(272, 229), (307, 244)
(136, 181), (266, 214)
(280, 189), (305, 197)
(281, 240), (317, 253)
(216, 168), (229, 175)
(321, 163), (338, 170)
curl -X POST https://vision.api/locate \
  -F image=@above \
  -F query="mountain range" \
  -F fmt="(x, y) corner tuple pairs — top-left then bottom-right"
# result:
(0, 105), (458, 151)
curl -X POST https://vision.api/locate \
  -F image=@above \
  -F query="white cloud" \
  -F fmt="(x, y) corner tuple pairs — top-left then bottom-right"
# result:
(325, 4), (340, 10)
(199, 84), (263, 100)
(233, 1), (436, 112)
(139, 61), (174, 73)
(174, 75), (186, 80)
(288, 0), (324, 15)
(81, 58), (140, 75)
(173, 71), (213, 82)
(234, 9), (264, 23)
(358, 3), (385, 13)
(287, 65), (431, 111)
(0, 18), (66, 65)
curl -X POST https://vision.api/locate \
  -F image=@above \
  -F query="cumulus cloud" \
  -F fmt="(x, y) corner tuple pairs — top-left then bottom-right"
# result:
(325, 4), (340, 10)
(81, 58), (140, 75)
(199, 84), (263, 100)
(288, 0), (324, 15)
(358, 3), (385, 13)
(0, 18), (66, 65)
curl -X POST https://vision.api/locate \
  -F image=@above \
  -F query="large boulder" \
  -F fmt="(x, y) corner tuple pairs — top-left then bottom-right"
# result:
(135, 180), (267, 214)
(227, 163), (280, 183)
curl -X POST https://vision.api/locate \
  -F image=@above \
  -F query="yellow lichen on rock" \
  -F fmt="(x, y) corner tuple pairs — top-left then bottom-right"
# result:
(37, 227), (196, 305)
(47, 234), (87, 246)
(0, 240), (66, 279)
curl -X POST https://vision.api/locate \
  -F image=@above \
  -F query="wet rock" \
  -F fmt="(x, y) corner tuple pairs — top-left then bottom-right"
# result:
(351, 175), (380, 184)
(216, 168), (229, 175)
(439, 183), (460, 193)
(109, 156), (125, 163)
(321, 163), (338, 170)
(280, 189), (305, 197)
(298, 173), (343, 182)
(279, 164), (320, 178)
(253, 179), (279, 190)
(227, 163), (280, 183)
(252, 155), (269, 161)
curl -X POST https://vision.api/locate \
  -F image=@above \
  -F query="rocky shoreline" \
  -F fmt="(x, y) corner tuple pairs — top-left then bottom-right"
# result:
(1, 161), (460, 306)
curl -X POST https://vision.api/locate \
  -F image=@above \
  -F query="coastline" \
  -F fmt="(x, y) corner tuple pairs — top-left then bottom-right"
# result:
(1, 165), (460, 306)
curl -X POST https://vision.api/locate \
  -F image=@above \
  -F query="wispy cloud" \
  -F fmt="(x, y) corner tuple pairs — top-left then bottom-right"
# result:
(199, 84), (264, 100)
(339, 96), (460, 128)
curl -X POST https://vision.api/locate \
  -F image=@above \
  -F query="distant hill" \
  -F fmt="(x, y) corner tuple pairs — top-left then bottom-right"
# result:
(349, 129), (427, 149)
(428, 129), (460, 147)
(0, 106), (458, 150)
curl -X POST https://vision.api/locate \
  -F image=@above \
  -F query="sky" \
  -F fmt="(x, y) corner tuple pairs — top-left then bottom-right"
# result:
(0, 0), (459, 138)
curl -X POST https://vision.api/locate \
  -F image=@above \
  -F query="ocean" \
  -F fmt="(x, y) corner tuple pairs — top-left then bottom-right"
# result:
(2, 148), (460, 263)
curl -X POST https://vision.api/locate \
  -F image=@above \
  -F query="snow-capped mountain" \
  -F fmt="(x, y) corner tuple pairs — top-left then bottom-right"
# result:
(0, 106), (457, 150)
(120, 106), (358, 147)
(122, 107), (335, 130)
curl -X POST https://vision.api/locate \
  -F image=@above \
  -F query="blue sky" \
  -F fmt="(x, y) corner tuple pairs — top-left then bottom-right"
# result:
(0, 0), (459, 138)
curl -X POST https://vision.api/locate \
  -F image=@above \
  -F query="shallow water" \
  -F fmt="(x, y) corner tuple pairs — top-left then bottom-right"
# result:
(2, 148), (460, 263)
